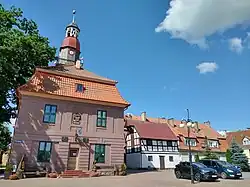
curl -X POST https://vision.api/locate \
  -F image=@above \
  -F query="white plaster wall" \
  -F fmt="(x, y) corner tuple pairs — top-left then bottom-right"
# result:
(141, 151), (180, 169)
(219, 156), (227, 161)
(243, 149), (250, 164)
(180, 152), (195, 162)
(126, 153), (141, 169)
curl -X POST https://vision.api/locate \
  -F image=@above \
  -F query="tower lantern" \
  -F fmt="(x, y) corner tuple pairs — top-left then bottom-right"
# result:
(58, 10), (81, 64)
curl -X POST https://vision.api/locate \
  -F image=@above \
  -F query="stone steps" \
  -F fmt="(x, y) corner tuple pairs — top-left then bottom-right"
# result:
(59, 170), (100, 178)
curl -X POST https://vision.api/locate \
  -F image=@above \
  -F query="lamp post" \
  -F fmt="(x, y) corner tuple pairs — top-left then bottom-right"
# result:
(180, 109), (196, 184)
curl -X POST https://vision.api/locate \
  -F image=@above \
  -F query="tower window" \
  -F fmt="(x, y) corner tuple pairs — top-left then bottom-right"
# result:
(76, 84), (84, 92)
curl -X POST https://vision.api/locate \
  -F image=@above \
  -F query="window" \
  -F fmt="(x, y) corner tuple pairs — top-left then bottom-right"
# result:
(76, 84), (84, 92)
(146, 140), (152, 146)
(37, 141), (52, 162)
(208, 140), (219, 148)
(144, 139), (178, 152)
(184, 138), (197, 147)
(243, 137), (250, 145)
(96, 110), (107, 127)
(169, 156), (174, 162)
(148, 156), (153, 161)
(95, 144), (105, 163)
(43, 104), (57, 124)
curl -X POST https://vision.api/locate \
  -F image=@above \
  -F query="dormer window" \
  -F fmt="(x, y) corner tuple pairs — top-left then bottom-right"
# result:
(207, 140), (219, 148)
(184, 138), (197, 147)
(76, 83), (84, 92)
(243, 137), (250, 145)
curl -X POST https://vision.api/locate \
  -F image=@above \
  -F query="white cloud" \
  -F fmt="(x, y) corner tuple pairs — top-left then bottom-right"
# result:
(196, 62), (218, 74)
(228, 37), (243, 54)
(155, 0), (250, 48)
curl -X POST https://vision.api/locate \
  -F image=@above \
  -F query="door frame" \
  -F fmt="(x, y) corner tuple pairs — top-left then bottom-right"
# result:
(67, 148), (79, 170)
(159, 156), (165, 170)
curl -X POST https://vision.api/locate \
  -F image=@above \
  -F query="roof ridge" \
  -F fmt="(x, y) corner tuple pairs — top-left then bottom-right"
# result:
(36, 65), (117, 85)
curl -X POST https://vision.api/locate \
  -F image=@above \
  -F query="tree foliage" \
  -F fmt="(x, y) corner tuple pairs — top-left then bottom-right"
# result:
(225, 149), (232, 163)
(203, 136), (219, 160)
(0, 4), (56, 124)
(230, 140), (249, 171)
(195, 154), (200, 162)
(0, 123), (11, 151)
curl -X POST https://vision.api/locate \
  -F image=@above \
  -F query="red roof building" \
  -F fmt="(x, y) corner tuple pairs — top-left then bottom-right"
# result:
(124, 118), (180, 169)
(125, 112), (228, 164)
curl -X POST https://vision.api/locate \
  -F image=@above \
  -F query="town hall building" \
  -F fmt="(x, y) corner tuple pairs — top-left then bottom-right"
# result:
(10, 12), (130, 172)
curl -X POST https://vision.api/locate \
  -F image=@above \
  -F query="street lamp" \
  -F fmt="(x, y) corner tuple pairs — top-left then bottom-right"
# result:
(180, 109), (196, 184)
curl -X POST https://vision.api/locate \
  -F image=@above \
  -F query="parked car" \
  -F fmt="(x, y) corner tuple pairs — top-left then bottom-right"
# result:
(199, 159), (242, 179)
(174, 162), (218, 182)
(234, 165), (241, 171)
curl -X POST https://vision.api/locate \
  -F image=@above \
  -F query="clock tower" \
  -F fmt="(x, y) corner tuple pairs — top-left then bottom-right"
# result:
(58, 10), (81, 64)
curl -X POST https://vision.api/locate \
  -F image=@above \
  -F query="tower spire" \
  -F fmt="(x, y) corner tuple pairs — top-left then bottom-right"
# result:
(72, 9), (76, 23)
(58, 10), (81, 64)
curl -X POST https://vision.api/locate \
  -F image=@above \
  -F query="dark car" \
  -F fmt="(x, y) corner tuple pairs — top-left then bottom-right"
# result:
(174, 162), (218, 182)
(199, 160), (242, 179)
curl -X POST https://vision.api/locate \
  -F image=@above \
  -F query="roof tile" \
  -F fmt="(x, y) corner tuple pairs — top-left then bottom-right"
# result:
(126, 119), (178, 141)
(125, 115), (227, 152)
(19, 68), (129, 106)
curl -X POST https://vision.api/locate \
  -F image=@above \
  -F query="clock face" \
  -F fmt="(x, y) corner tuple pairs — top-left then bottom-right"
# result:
(69, 50), (75, 55)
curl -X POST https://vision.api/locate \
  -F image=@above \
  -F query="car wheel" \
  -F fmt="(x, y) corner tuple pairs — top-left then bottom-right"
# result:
(175, 170), (182, 179)
(194, 173), (201, 182)
(221, 172), (227, 179)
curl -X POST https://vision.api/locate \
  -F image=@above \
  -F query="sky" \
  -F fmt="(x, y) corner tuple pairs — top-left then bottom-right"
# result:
(2, 0), (250, 132)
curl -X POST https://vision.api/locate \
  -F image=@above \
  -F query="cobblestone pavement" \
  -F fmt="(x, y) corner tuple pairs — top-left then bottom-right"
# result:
(0, 171), (249, 187)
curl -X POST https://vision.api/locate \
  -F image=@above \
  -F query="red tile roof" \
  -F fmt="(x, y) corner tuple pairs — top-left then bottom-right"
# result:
(18, 64), (130, 107)
(126, 119), (178, 141)
(125, 114), (228, 152)
(227, 129), (250, 148)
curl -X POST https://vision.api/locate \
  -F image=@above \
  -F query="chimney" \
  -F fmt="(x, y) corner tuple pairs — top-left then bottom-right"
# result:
(141, 112), (146, 121)
(168, 118), (175, 127)
(75, 59), (82, 69)
(204, 121), (210, 127)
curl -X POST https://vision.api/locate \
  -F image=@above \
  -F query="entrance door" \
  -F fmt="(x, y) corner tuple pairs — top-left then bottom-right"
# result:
(67, 149), (78, 170)
(159, 156), (165, 169)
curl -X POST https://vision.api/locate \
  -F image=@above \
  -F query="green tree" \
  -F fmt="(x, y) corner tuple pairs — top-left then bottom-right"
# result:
(0, 123), (11, 164)
(203, 136), (219, 160)
(225, 149), (232, 163)
(230, 140), (249, 171)
(0, 4), (56, 124)
(195, 154), (200, 162)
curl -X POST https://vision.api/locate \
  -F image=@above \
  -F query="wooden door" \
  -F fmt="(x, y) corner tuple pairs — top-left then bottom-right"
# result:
(67, 149), (78, 170)
(159, 156), (165, 170)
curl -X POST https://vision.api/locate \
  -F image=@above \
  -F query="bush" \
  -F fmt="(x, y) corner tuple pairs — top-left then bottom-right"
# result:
(119, 163), (127, 176)
(195, 154), (200, 162)
(5, 163), (13, 172)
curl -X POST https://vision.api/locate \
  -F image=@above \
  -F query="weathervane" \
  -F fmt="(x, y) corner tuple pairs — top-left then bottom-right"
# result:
(72, 9), (76, 23)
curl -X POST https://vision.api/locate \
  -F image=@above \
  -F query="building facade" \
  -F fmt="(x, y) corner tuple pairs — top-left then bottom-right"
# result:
(125, 115), (180, 169)
(10, 13), (130, 172)
(227, 130), (250, 165)
(125, 112), (228, 167)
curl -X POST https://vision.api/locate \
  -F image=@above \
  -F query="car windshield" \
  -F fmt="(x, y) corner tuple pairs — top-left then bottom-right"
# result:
(193, 163), (207, 168)
(216, 161), (233, 167)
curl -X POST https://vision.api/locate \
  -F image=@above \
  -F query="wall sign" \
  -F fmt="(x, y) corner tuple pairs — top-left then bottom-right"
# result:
(62, 136), (68, 142)
(72, 113), (81, 125)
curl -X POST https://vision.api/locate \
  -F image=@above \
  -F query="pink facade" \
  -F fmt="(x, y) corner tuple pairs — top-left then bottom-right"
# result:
(11, 95), (126, 172)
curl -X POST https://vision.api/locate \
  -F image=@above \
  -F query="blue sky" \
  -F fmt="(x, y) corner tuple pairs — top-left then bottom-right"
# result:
(2, 0), (250, 131)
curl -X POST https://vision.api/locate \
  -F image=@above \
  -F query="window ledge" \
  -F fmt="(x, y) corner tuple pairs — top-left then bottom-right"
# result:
(96, 127), (107, 130)
(43, 123), (56, 126)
